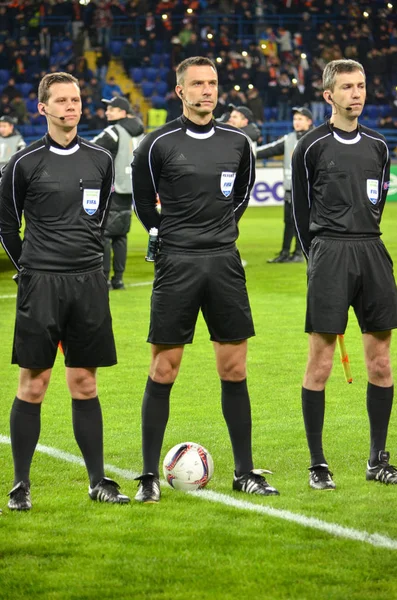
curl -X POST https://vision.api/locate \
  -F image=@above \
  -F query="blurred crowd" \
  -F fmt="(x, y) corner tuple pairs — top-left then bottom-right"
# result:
(0, 0), (397, 131)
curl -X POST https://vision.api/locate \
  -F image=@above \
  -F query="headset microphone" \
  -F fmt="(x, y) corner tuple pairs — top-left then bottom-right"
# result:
(180, 92), (202, 108)
(329, 96), (352, 111)
(43, 109), (66, 121)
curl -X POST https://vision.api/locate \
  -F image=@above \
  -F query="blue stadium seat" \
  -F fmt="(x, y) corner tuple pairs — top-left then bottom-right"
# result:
(154, 40), (163, 53)
(365, 105), (381, 120)
(162, 53), (171, 67)
(130, 67), (144, 83)
(52, 41), (61, 54)
(141, 81), (155, 97)
(159, 67), (170, 82)
(264, 107), (274, 120)
(154, 81), (168, 96)
(0, 69), (10, 83)
(110, 40), (123, 56)
(17, 83), (33, 98)
(379, 104), (391, 117)
(151, 54), (162, 67)
(144, 67), (159, 82)
(151, 95), (167, 109)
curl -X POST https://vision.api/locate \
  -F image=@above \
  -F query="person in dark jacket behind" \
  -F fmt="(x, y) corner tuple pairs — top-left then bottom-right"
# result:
(227, 105), (261, 153)
(92, 95), (145, 289)
(257, 106), (313, 263)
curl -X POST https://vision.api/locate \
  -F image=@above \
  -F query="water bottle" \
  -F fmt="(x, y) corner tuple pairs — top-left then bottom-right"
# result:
(145, 227), (159, 262)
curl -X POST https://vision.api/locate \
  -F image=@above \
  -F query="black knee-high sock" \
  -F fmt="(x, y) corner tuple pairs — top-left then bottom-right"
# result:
(367, 382), (394, 465)
(221, 379), (253, 476)
(142, 377), (173, 477)
(10, 397), (41, 485)
(302, 387), (327, 467)
(72, 397), (104, 487)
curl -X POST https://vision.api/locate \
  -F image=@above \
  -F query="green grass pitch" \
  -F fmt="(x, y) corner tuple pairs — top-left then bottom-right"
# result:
(1, 205), (397, 599)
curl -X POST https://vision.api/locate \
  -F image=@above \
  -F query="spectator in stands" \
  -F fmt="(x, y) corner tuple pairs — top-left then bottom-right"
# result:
(75, 57), (94, 82)
(165, 89), (181, 122)
(0, 6), (12, 39)
(246, 87), (264, 124)
(0, 115), (26, 170)
(26, 91), (41, 124)
(277, 72), (292, 121)
(80, 106), (94, 127)
(10, 93), (28, 125)
(367, 75), (389, 105)
(87, 76), (103, 107)
(94, 1), (113, 49)
(101, 76), (122, 100)
(3, 78), (19, 102)
(39, 26), (52, 57)
(121, 37), (139, 74)
(184, 32), (201, 59)
(90, 106), (107, 130)
(378, 114), (397, 130)
(309, 75), (326, 123)
(136, 38), (151, 66)
(0, 94), (13, 119)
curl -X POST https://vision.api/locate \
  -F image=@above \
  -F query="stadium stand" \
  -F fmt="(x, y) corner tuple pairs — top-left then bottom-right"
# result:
(0, 0), (397, 151)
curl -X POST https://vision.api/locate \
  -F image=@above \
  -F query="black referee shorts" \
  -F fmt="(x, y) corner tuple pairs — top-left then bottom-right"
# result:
(306, 236), (397, 334)
(12, 269), (117, 369)
(148, 246), (255, 344)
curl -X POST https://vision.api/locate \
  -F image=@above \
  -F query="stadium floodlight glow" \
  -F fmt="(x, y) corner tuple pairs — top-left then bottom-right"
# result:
(248, 83), (254, 89)
(187, 7), (193, 13)
(388, 2), (393, 8)
(234, 85), (241, 91)
(216, 57), (222, 63)
(301, 52), (307, 59)
(292, 78), (298, 84)
(207, 33), (213, 39)
(242, 51), (248, 57)
(261, 43), (267, 49)
(161, 13), (168, 19)
(363, 11), (369, 17)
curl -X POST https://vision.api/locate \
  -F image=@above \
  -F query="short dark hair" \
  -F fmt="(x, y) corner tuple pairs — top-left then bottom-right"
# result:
(176, 56), (217, 85)
(322, 59), (365, 92)
(38, 72), (80, 104)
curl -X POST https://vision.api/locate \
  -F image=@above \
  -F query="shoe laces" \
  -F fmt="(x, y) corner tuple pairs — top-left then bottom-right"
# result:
(96, 478), (120, 497)
(312, 468), (333, 482)
(247, 469), (273, 487)
(8, 481), (30, 499)
(135, 474), (157, 491)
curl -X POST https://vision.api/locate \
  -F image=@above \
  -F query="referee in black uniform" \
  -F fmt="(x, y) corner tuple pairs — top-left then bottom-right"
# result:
(292, 59), (397, 490)
(0, 72), (130, 510)
(132, 56), (279, 503)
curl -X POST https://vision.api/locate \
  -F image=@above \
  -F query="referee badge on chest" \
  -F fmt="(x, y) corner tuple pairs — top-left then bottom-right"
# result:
(220, 171), (237, 197)
(366, 179), (379, 205)
(83, 189), (100, 215)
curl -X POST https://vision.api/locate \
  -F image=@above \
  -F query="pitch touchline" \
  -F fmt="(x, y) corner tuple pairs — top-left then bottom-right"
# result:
(0, 280), (153, 301)
(0, 435), (396, 550)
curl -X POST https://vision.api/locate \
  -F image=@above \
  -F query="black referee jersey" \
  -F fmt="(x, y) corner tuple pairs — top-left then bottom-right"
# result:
(131, 116), (255, 250)
(291, 121), (390, 259)
(0, 134), (114, 272)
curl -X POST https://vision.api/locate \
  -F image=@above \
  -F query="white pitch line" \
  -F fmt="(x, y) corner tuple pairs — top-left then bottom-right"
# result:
(1, 435), (396, 550)
(0, 280), (153, 301)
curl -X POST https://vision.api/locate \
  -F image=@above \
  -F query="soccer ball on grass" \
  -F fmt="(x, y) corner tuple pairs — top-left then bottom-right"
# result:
(163, 442), (214, 491)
